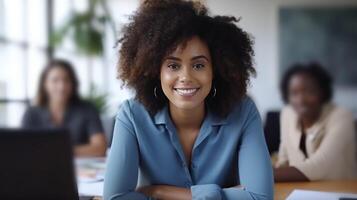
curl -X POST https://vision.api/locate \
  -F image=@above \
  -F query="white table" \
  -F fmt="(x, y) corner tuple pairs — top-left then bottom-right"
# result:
(78, 181), (104, 196)
(76, 157), (106, 197)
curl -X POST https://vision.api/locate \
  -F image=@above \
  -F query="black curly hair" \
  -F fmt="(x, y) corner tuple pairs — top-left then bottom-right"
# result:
(118, 0), (255, 117)
(280, 62), (333, 104)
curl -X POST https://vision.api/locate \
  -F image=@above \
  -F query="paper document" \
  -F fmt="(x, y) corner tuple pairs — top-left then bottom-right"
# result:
(78, 181), (104, 196)
(287, 189), (357, 200)
(76, 157), (106, 196)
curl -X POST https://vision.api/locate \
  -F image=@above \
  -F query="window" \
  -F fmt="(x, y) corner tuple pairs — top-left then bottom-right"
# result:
(0, 0), (47, 127)
(0, 0), (137, 127)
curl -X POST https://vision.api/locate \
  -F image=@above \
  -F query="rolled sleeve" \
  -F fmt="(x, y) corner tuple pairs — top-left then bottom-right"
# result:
(191, 183), (270, 200)
(191, 184), (222, 200)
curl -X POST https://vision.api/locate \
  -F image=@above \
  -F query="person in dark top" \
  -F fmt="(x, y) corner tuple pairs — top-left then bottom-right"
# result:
(22, 59), (107, 157)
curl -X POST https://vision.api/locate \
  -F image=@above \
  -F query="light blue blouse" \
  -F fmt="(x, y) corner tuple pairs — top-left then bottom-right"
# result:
(104, 97), (274, 200)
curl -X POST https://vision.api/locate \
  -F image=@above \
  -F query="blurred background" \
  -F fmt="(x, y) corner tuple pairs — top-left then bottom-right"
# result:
(0, 0), (356, 138)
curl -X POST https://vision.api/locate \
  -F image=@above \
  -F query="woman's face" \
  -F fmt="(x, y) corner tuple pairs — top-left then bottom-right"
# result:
(160, 36), (213, 111)
(44, 66), (73, 105)
(288, 73), (323, 119)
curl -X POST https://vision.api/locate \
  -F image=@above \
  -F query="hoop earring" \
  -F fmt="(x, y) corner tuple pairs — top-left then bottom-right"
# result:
(154, 86), (158, 98)
(212, 86), (217, 98)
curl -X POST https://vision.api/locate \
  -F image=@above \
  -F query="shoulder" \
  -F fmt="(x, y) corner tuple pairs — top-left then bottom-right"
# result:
(71, 100), (101, 117)
(116, 98), (152, 123)
(22, 105), (46, 126)
(225, 96), (261, 125)
(325, 104), (354, 125)
(73, 100), (97, 111)
(117, 98), (148, 114)
(23, 105), (46, 117)
(320, 104), (356, 147)
(233, 96), (258, 116)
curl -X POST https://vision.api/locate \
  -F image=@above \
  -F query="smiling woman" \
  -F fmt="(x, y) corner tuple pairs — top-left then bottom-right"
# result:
(160, 36), (213, 114)
(104, 0), (274, 200)
(117, 0), (256, 117)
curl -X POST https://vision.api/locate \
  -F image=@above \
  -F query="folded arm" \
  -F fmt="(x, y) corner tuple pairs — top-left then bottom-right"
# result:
(139, 101), (274, 200)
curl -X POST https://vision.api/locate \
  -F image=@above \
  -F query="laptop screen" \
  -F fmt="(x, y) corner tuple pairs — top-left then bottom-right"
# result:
(0, 128), (79, 200)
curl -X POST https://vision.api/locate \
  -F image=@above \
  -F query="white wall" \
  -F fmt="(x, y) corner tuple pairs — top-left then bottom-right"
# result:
(104, 0), (140, 115)
(207, 0), (357, 119)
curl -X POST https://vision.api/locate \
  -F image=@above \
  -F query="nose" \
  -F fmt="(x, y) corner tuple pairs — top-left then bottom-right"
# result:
(292, 93), (309, 109)
(178, 65), (193, 84)
(56, 80), (66, 91)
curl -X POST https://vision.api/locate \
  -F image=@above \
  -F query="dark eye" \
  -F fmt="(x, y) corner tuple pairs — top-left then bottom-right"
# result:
(168, 63), (180, 70)
(193, 63), (205, 70)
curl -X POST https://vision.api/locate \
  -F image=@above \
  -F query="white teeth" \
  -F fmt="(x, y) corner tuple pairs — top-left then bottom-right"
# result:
(175, 88), (198, 96)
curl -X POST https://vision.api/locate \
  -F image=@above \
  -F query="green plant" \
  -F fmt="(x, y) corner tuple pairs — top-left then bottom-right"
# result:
(50, 0), (116, 56)
(84, 84), (108, 114)
(50, 0), (116, 114)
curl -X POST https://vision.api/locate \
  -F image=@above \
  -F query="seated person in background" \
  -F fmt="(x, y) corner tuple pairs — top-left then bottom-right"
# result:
(22, 59), (107, 157)
(274, 62), (357, 182)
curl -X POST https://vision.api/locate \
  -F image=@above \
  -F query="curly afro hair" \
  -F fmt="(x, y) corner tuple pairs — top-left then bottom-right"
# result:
(118, 0), (255, 117)
(280, 62), (333, 104)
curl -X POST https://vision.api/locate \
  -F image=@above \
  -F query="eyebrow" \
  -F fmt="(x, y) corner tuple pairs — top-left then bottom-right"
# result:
(165, 56), (181, 61)
(191, 55), (209, 62)
(165, 55), (210, 62)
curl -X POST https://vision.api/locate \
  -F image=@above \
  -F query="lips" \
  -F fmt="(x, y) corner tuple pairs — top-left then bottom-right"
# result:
(173, 88), (200, 97)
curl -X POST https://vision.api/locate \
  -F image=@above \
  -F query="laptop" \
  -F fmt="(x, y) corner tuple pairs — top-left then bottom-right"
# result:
(0, 128), (79, 200)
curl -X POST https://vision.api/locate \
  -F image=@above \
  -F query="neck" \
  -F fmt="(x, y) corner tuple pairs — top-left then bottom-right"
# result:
(301, 108), (322, 129)
(48, 100), (67, 113)
(169, 103), (205, 131)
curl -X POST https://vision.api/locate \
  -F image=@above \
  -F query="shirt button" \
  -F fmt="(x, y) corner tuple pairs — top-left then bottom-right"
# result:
(191, 163), (196, 169)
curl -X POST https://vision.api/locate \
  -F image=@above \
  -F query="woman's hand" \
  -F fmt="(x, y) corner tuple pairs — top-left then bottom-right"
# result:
(136, 185), (191, 200)
(274, 166), (309, 182)
(136, 185), (159, 198)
